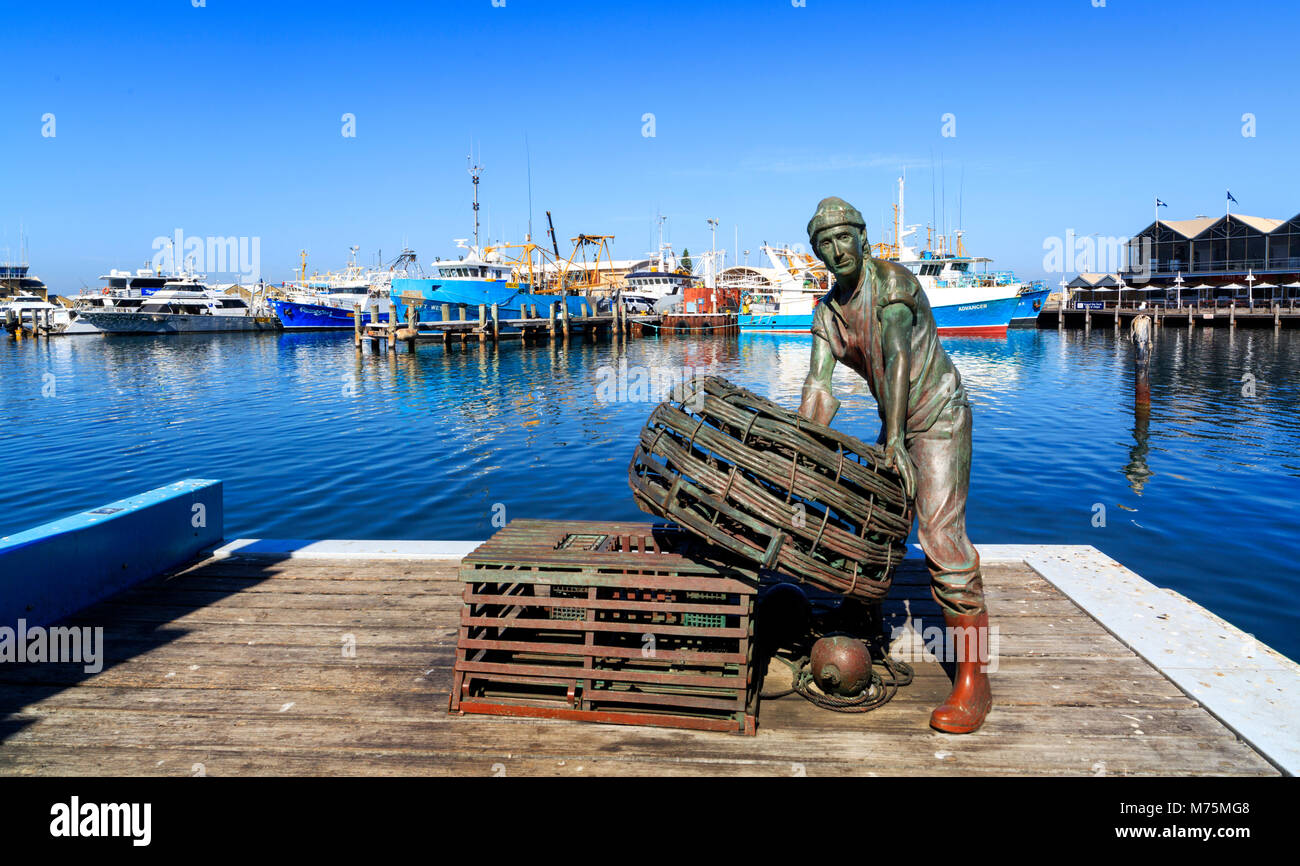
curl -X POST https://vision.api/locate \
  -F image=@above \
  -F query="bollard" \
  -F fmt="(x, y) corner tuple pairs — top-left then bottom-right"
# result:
(1132, 315), (1152, 409)
(406, 304), (419, 351)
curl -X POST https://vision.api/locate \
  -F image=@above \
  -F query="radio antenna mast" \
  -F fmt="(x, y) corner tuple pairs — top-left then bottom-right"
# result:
(467, 149), (484, 249)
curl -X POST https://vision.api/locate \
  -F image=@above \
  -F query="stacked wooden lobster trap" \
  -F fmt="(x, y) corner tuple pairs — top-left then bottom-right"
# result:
(450, 376), (913, 734)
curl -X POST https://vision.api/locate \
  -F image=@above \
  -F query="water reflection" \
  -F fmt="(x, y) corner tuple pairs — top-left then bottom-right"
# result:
(2, 326), (1298, 661)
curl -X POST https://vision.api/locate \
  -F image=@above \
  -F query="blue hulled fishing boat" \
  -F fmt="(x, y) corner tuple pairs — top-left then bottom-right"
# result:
(269, 247), (412, 330)
(388, 246), (589, 327)
(1011, 284), (1050, 327)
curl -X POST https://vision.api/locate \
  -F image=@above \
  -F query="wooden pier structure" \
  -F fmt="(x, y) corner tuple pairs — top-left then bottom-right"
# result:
(1041, 300), (1300, 330)
(0, 543), (1286, 777)
(354, 301), (660, 353)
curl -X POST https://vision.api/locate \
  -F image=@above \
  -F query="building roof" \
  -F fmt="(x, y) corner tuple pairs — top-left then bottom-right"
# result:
(1231, 215), (1284, 233)
(1159, 217), (1219, 238)
(1147, 214), (1291, 239)
(1068, 273), (1121, 288)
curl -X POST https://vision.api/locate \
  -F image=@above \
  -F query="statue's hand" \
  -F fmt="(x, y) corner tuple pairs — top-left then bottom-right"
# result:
(883, 436), (917, 501)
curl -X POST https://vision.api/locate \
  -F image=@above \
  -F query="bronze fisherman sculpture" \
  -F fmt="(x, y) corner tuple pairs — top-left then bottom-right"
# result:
(799, 196), (992, 733)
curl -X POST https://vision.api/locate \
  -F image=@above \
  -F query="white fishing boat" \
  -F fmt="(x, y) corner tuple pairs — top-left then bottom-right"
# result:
(739, 176), (1027, 336)
(268, 248), (414, 330)
(619, 229), (694, 314)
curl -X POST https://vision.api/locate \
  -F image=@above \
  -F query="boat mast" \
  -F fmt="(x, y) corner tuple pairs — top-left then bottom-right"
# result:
(467, 152), (483, 250)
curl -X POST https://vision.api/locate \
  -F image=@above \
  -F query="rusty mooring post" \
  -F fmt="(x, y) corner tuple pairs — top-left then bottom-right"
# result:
(1132, 314), (1152, 409)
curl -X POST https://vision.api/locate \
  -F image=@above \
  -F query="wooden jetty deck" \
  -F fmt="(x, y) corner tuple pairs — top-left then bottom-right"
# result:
(1041, 302), (1300, 329)
(356, 300), (660, 352)
(0, 547), (1281, 777)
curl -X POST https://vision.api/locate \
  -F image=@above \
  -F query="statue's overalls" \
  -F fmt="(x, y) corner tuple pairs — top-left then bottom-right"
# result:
(799, 195), (992, 733)
(809, 262), (984, 618)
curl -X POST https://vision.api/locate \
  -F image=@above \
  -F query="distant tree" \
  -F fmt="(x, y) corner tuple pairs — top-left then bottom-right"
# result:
(681, 248), (693, 274)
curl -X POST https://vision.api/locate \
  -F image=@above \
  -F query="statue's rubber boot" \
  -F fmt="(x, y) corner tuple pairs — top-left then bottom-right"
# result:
(929, 610), (992, 734)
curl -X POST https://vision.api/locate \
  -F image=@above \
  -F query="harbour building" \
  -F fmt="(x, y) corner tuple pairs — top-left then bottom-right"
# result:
(0, 262), (49, 301)
(1073, 211), (1300, 308)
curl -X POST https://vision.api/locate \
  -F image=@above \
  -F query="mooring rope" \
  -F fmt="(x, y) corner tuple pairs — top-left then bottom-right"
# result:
(761, 651), (914, 713)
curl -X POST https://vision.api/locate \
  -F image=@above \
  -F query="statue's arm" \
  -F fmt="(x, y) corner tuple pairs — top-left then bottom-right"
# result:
(879, 301), (917, 497)
(799, 330), (840, 425)
(879, 301), (913, 445)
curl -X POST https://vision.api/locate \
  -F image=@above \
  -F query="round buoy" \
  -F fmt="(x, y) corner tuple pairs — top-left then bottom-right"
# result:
(810, 635), (872, 697)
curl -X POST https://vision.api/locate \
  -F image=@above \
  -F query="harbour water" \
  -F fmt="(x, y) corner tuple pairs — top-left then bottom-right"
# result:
(2, 327), (1297, 661)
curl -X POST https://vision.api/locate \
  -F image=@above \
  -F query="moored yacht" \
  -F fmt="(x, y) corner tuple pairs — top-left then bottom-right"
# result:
(75, 286), (282, 334)
(2, 294), (71, 333)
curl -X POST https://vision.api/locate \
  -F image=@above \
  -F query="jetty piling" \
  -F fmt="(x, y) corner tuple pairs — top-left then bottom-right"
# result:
(353, 298), (659, 351)
(1133, 315), (1152, 408)
(387, 301), (397, 354)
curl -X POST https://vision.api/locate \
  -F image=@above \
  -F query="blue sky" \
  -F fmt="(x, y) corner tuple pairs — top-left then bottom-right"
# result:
(3, 0), (1297, 291)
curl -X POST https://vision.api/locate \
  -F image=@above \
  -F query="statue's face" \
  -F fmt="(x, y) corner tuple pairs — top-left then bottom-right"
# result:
(814, 226), (864, 283)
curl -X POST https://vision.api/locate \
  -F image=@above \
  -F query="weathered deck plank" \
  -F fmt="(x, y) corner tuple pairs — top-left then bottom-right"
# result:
(0, 555), (1279, 777)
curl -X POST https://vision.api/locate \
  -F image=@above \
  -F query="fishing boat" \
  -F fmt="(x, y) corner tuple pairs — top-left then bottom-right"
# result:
(387, 163), (602, 327)
(389, 242), (593, 327)
(74, 286), (281, 334)
(1011, 283), (1050, 327)
(736, 246), (824, 334)
(739, 177), (1028, 336)
(619, 240), (694, 314)
(872, 176), (1027, 336)
(267, 248), (413, 330)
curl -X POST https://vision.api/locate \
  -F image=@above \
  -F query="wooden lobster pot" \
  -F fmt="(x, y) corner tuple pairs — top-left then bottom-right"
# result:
(451, 519), (759, 735)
